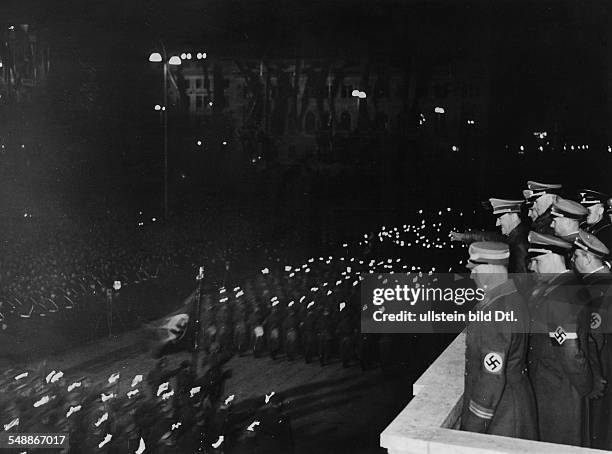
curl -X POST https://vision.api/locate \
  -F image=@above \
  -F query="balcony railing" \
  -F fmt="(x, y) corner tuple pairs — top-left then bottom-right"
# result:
(380, 332), (607, 454)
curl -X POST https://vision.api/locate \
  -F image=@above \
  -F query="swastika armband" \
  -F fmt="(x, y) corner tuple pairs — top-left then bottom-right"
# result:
(591, 312), (602, 330)
(483, 352), (504, 375)
(469, 399), (494, 420)
(548, 326), (578, 345)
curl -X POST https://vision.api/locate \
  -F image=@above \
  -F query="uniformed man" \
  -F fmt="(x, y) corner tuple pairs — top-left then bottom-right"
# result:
(460, 242), (537, 439)
(579, 189), (612, 251)
(265, 304), (282, 360)
(283, 306), (299, 361)
(249, 308), (265, 358)
(526, 231), (593, 446)
(450, 198), (529, 273)
(572, 231), (612, 449)
(550, 198), (588, 243)
(301, 303), (318, 364)
(316, 307), (334, 366)
(253, 392), (295, 453)
(336, 303), (353, 368)
(233, 309), (249, 356)
(523, 181), (562, 235)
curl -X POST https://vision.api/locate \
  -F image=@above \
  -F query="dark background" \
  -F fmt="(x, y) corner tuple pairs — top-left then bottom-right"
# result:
(0, 0), (610, 219)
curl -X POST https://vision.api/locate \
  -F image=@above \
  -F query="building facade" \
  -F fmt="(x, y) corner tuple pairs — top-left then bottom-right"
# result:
(0, 24), (50, 104)
(163, 53), (491, 160)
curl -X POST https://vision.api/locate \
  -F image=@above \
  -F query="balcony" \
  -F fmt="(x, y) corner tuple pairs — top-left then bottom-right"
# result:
(380, 332), (606, 454)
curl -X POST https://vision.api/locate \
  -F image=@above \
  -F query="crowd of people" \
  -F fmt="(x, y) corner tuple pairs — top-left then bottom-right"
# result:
(11, 179), (612, 450)
(0, 201), (281, 326)
(452, 182), (612, 449)
(0, 196), (475, 453)
(0, 350), (296, 453)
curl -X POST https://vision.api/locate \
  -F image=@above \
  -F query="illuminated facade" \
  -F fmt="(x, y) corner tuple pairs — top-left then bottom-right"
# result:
(0, 24), (50, 104)
(168, 56), (489, 141)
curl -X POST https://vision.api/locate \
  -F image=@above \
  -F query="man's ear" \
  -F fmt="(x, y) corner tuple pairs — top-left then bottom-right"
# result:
(586, 253), (595, 265)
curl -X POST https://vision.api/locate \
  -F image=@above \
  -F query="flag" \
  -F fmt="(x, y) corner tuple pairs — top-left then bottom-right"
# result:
(149, 286), (200, 358)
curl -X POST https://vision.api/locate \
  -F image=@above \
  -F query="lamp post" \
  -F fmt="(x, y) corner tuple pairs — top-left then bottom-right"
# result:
(149, 48), (181, 219)
(192, 266), (205, 373)
(352, 90), (367, 130)
(105, 280), (122, 338)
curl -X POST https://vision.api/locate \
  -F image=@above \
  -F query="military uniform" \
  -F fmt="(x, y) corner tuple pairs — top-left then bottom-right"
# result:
(301, 308), (318, 363)
(455, 199), (530, 274)
(585, 271), (612, 449)
(336, 310), (353, 367)
(282, 311), (299, 361)
(523, 181), (563, 236)
(527, 232), (593, 446)
(505, 223), (530, 274)
(254, 396), (295, 454)
(233, 316), (249, 356)
(249, 310), (265, 358)
(550, 198), (587, 243)
(265, 307), (282, 360)
(579, 190), (612, 252)
(460, 243), (537, 438)
(571, 230), (612, 449)
(530, 209), (555, 236)
(316, 309), (333, 366)
(589, 221), (612, 252)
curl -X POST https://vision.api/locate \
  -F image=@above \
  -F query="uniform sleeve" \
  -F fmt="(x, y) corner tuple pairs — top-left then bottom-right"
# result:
(550, 292), (593, 397)
(587, 330), (604, 389)
(461, 231), (505, 244)
(586, 285), (612, 389)
(461, 319), (511, 433)
(554, 339), (593, 397)
(586, 300), (605, 383)
(510, 240), (529, 274)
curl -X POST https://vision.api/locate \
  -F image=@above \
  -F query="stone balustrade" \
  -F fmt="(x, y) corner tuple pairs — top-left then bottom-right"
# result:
(380, 332), (607, 454)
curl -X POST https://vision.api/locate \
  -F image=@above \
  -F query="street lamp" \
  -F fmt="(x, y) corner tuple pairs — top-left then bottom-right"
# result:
(149, 48), (181, 220)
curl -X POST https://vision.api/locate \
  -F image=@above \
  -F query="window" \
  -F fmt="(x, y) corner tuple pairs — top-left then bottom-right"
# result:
(196, 95), (203, 111)
(183, 79), (191, 90)
(196, 78), (203, 89)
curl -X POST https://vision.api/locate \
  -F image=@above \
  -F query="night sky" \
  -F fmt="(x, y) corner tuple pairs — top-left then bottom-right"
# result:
(0, 0), (610, 142)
